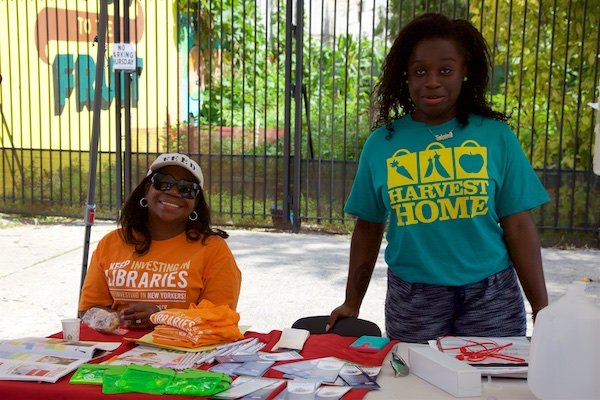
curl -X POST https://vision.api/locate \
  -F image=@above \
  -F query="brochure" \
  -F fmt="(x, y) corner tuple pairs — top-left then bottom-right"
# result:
(271, 380), (319, 400)
(209, 362), (243, 375)
(228, 360), (275, 377)
(215, 351), (303, 363)
(210, 376), (280, 399)
(103, 344), (186, 369)
(273, 357), (346, 383)
(0, 337), (120, 383)
(338, 365), (381, 390)
(236, 378), (286, 400)
(272, 384), (352, 400)
(333, 365), (382, 387)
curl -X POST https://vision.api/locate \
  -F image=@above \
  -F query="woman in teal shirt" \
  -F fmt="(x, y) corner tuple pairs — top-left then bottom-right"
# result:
(327, 13), (550, 343)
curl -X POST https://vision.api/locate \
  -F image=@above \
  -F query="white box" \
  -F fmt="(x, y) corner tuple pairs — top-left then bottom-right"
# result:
(409, 346), (481, 397)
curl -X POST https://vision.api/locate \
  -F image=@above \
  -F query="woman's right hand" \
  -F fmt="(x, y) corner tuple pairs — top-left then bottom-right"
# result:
(120, 302), (161, 329)
(326, 219), (384, 333)
(326, 303), (359, 332)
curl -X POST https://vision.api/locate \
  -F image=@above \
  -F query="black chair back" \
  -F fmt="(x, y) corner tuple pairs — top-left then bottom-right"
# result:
(292, 315), (382, 337)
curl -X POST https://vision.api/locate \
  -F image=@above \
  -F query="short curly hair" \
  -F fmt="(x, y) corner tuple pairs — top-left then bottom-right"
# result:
(373, 13), (508, 136)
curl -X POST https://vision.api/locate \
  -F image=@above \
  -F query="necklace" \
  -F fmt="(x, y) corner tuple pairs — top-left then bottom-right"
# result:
(428, 124), (457, 141)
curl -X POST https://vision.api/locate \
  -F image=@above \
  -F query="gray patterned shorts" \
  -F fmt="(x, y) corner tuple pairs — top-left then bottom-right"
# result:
(385, 266), (526, 343)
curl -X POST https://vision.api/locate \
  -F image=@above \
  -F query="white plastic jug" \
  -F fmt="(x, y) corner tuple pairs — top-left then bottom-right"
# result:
(528, 281), (600, 400)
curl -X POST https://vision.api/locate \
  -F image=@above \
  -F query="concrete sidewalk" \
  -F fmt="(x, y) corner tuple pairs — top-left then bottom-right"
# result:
(1, 217), (599, 340)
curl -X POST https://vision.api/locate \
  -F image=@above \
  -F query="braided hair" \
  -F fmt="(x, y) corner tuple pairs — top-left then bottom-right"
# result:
(373, 13), (508, 137)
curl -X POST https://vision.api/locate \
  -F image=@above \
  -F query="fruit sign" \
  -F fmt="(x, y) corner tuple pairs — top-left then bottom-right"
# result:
(0, 0), (179, 152)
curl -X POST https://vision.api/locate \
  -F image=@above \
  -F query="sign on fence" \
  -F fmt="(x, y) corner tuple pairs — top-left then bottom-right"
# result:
(112, 43), (136, 71)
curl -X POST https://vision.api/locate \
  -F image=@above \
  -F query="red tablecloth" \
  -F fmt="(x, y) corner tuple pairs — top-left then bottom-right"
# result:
(0, 325), (397, 400)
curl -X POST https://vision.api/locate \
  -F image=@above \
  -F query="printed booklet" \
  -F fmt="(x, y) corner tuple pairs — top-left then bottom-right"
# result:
(102, 344), (187, 369)
(0, 337), (120, 383)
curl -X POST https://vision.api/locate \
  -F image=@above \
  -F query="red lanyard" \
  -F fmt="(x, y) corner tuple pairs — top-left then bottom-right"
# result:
(436, 336), (526, 363)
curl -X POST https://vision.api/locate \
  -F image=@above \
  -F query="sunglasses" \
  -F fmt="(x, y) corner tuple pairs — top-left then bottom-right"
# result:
(390, 346), (409, 377)
(151, 173), (200, 199)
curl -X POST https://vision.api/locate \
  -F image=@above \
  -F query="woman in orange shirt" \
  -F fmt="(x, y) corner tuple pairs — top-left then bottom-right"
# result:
(79, 153), (241, 330)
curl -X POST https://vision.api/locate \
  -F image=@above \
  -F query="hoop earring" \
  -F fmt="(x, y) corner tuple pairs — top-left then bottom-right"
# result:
(189, 211), (198, 221)
(139, 198), (148, 208)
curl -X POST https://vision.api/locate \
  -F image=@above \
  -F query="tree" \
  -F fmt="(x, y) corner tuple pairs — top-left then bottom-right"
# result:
(374, 0), (469, 43)
(472, 0), (598, 171)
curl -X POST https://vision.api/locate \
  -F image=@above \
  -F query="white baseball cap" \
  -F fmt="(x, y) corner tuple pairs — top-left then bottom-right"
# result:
(146, 153), (204, 188)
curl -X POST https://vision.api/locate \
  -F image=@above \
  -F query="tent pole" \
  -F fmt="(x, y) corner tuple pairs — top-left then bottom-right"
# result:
(80, 0), (110, 304)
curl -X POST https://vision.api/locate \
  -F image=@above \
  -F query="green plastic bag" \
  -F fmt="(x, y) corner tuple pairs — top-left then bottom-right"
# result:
(114, 364), (176, 395)
(70, 363), (127, 385)
(164, 369), (232, 396)
(102, 366), (128, 394)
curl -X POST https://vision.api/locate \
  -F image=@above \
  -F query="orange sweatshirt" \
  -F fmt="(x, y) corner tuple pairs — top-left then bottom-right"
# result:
(79, 230), (241, 313)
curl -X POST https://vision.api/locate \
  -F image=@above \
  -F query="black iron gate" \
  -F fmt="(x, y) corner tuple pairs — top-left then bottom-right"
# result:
(0, 0), (599, 244)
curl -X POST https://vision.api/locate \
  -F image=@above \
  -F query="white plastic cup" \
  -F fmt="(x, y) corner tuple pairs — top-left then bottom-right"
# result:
(61, 318), (81, 341)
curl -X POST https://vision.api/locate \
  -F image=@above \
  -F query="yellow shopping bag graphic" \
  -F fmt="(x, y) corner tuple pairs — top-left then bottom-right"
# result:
(387, 149), (418, 188)
(454, 140), (488, 179)
(420, 142), (454, 183)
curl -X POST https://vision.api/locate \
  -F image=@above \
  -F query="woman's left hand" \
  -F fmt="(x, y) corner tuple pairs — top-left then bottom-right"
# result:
(120, 303), (161, 329)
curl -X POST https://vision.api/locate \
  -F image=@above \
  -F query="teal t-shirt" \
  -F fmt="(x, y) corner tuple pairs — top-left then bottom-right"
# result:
(344, 115), (550, 286)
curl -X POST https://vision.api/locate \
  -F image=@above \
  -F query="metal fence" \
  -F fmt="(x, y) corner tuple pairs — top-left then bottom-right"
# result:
(1, 0), (599, 243)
